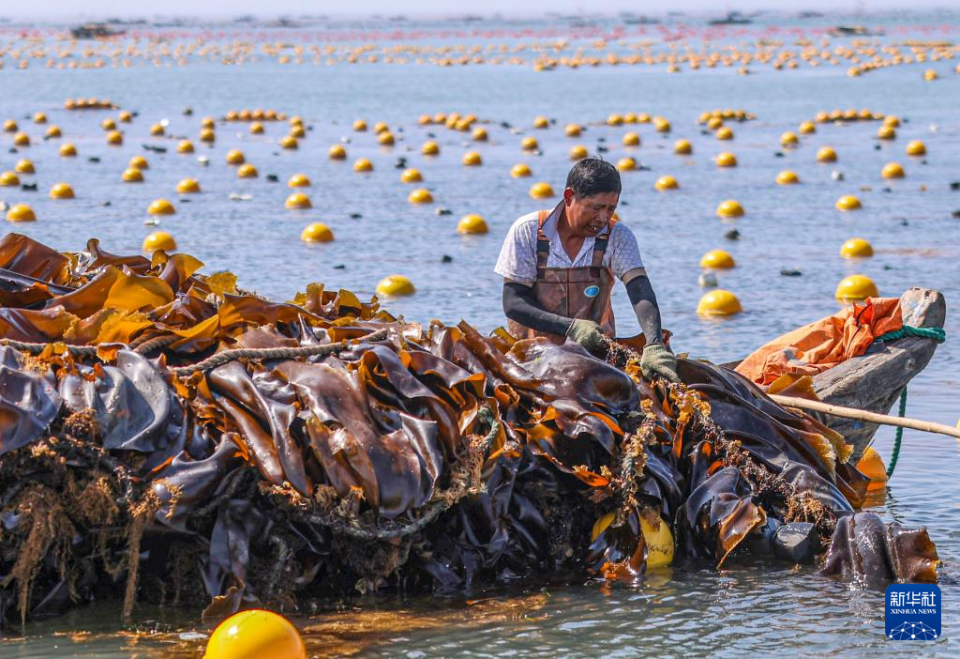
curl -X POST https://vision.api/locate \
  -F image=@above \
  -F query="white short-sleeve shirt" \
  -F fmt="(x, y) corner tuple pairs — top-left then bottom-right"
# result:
(494, 203), (645, 286)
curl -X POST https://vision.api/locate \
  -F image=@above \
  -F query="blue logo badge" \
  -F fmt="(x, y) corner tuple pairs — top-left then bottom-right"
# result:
(886, 584), (941, 640)
(584, 285), (600, 298)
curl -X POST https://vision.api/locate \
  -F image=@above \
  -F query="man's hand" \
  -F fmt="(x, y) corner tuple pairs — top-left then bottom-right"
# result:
(566, 319), (606, 353)
(641, 343), (680, 383)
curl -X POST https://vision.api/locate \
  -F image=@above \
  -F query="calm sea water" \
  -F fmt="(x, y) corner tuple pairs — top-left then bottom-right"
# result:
(1, 11), (959, 657)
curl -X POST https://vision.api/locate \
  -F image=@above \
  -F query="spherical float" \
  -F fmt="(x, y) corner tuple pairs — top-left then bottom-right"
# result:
(122, 167), (144, 182)
(606, 114), (624, 126)
(564, 123), (582, 137)
(118, 111), (132, 123)
(884, 115), (901, 128)
(279, 135), (299, 150)
(202, 609), (306, 659)
(462, 151), (483, 166)
(377, 132), (395, 146)
(225, 150), (245, 165)
(840, 238), (874, 258)
(373, 122), (389, 134)
(421, 141), (439, 156)
(816, 146), (837, 162)
(150, 123), (165, 136)
(45, 125), (62, 138)
(177, 178), (201, 194)
(503, 163), (532, 182)
(654, 119), (671, 133)
(142, 231), (177, 253)
(105, 130), (123, 146)
(715, 126), (734, 140)
(400, 168), (422, 183)
(249, 122), (265, 135)
(376, 275), (415, 297)
(328, 145), (347, 160)
(353, 158), (373, 172)
(471, 127), (488, 142)
(923, 68), (939, 81)
(33, 112), (47, 124)
(881, 162), (905, 179)
(13, 132), (30, 147)
(408, 188), (433, 204)
(6, 204), (36, 222)
(700, 250), (736, 269)
(129, 155), (149, 170)
(201, 117), (215, 129)
(715, 152), (737, 167)
(835, 195), (862, 211)
(300, 223), (334, 243)
(798, 121), (816, 135)
(674, 139), (692, 155)
(616, 157), (637, 172)
(876, 125), (896, 140)
(0, 171), (20, 186)
(285, 193), (312, 209)
(353, 119), (368, 132)
(199, 128), (216, 143)
(15, 159), (34, 174)
(780, 131), (799, 147)
(654, 175), (678, 191)
(49, 182), (75, 199)
(622, 132), (641, 147)
(569, 145), (588, 160)
(288, 125), (305, 139)
(148, 199), (176, 215)
(237, 163), (258, 178)
(697, 289), (742, 316)
(716, 200), (745, 218)
(521, 136), (539, 151)
(776, 170), (800, 185)
(3, 120), (17, 132)
(835, 274), (878, 301)
(457, 214), (489, 235)
(288, 174), (311, 188)
(59, 143), (77, 157)
(177, 139), (195, 153)
(533, 116), (549, 129)
(529, 182), (555, 199)
(905, 140), (926, 156)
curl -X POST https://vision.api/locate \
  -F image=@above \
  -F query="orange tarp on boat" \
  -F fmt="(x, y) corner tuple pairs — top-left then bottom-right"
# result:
(735, 298), (903, 386)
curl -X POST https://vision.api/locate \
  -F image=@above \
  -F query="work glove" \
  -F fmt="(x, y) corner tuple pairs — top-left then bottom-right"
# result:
(641, 343), (681, 383)
(566, 319), (606, 353)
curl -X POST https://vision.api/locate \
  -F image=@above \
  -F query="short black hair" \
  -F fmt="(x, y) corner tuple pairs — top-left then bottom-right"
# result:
(566, 157), (622, 197)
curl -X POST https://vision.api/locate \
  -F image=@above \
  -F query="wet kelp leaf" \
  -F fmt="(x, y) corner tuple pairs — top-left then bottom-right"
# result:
(0, 348), (61, 456)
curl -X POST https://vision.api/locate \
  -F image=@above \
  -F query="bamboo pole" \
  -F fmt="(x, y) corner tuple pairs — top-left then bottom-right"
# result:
(769, 394), (960, 440)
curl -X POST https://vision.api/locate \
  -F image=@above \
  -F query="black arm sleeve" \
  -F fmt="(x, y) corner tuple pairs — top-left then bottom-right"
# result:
(502, 282), (573, 336)
(625, 275), (664, 345)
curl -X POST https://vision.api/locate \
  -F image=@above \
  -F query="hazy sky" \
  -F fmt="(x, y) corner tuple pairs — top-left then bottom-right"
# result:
(0, 0), (944, 19)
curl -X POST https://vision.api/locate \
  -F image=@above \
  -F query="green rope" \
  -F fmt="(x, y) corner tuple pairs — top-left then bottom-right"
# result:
(886, 387), (908, 478)
(875, 325), (946, 343)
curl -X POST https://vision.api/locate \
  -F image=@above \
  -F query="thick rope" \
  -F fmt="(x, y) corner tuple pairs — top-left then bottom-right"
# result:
(169, 328), (389, 375)
(0, 339), (98, 356)
(876, 325), (946, 343)
(886, 387), (908, 478)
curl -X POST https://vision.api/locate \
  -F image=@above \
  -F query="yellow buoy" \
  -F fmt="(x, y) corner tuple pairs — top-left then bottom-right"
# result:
(673, 139), (692, 155)
(177, 178), (201, 194)
(421, 141), (440, 156)
(101, 118), (117, 131)
(639, 515), (674, 569)
(3, 119), (17, 132)
(700, 249), (736, 269)
(353, 119), (368, 132)
(616, 157), (637, 172)
(780, 131), (799, 147)
(654, 175), (678, 191)
(457, 214), (489, 235)
(328, 145), (347, 160)
(607, 113), (624, 126)
(816, 146), (837, 162)
(715, 152), (737, 167)
(353, 158), (373, 172)
(376, 275), (415, 297)
(288, 174), (311, 188)
(118, 110), (132, 123)
(129, 155), (149, 170)
(226, 150), (245, 165)
(15, 159), (35, 174)
(798, 121), (816, 135)
(49, 181), (76, 199)
(122, 167), (144, 182)
(569, 145), (588, 160)
(776, 170), (800, 185)
(199, 128), (216, 143)
(835, 195), (862, 212)
(150, 123), (165, 136)
(377, 132), (395, 146)
(471, 127), (488, 142)
(654, 119), (671, 133)
(884, 115), (901, 128)
(697, 289), (742, 316)
(462, 151), (483, 166)
(45, 125), (61, 138)
(511, 163), (532, 178)
(529, 182), (555, 199)
(564, 123), (582, 137)
(177, 139), (195, 153)
(0, 171), (20, 186)
(249, 122), (265, 135)
(279, 135), (299, 150)
(905, 140), (926, 156)
(840, 238), (874, 258)
(33, 112), (47, 124)
(201, 117), (215, 129)
(716, 126), (734, 141)
(285, 193), (312, 209)
(533, 116), (549, 129)
(105, 130), (123, 146)
(300, 223), (334, 243)
(237, 163), (258, 179)
(13, 132), (31, 147)
(203, 609), (306, 659)
(6, 204), (36, 222)
(881, 162), (905, 179)
(923, 68), (939, 81)
(59, 143), (77, 157)
(148, 199), (176, 215)
(707, 116), (724, 130)
(408, 188), (433, 204)
(142, 231), (177, 253)
(373, 122), (389, 134)
(521, 136), (539, 151)
(716, 200), (745, 218)
(400, 168), (423, 183)
(289, 124), (305, 139)
(622, 132), (641, 147)
(835, 274), (878, 301)
(876, 125), (896, 140)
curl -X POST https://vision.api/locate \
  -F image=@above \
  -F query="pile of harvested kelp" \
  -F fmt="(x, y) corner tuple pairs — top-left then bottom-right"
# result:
(0, 233), (939, 626)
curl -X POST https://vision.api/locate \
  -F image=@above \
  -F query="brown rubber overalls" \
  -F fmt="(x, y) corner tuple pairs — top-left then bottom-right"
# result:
(507, 208), (616, 344)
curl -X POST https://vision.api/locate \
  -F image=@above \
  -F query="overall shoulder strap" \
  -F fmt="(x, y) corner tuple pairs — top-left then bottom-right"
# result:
(535, 210), (551, 280)
(590, 218), (616, 276)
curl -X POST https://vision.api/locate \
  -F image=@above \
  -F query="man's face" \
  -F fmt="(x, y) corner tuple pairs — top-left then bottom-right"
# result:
(563, 189), (619, 237)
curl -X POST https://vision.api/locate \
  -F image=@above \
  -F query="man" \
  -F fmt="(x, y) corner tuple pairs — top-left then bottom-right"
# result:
(494, 157), (679, 383)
